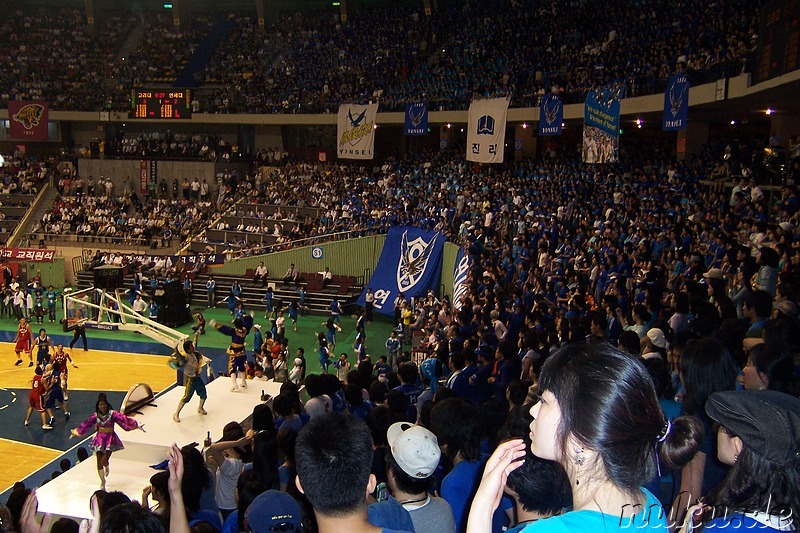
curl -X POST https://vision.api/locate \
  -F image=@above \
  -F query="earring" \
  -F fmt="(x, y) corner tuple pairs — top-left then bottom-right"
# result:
(574, 447), (585, 486)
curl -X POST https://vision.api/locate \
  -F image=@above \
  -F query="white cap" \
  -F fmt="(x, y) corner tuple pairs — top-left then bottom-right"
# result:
(254, 324), (261, 330)
(387, 422), (440, 479)
(647, 328), (667, 349)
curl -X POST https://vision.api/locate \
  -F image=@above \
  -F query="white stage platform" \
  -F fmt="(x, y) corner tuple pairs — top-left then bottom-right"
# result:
(35, 378), (283, 520)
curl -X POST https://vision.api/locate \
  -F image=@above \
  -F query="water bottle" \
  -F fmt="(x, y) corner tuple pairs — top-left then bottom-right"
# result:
(203, 431), (211, 448)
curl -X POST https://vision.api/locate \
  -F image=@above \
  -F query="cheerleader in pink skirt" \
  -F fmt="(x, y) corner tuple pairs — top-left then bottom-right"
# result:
(70, 392), (145, 488)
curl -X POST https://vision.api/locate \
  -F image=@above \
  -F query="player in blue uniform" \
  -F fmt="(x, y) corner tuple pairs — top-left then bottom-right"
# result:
(34, 328), (53, 367)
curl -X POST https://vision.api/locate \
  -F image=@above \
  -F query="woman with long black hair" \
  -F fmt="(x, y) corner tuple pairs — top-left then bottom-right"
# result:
(70, 392), (145, 489)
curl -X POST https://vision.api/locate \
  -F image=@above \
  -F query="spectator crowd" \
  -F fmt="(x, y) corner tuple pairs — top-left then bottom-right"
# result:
(1, 0), (760, 113)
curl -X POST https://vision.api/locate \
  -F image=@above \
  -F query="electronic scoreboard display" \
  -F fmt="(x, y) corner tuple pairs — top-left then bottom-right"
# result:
(132, 90), (192, 119)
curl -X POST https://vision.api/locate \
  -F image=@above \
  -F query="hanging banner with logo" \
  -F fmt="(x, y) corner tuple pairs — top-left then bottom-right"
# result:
(538, 94), (563, 136)
(404, 102), (428, 136)
(582, 84), (624, 164)
(8, 101), (49, 141)
(663, 74), (689, 131)
(357, 226), (444, 316)
(467, 97), (509, 163)
(337, 103), (378, 159)
(452, 246), (471, 311)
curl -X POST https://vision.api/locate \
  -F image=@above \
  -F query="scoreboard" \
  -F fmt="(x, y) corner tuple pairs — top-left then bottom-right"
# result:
(755, 0), (800, 83)
(132, 90), (192, 119)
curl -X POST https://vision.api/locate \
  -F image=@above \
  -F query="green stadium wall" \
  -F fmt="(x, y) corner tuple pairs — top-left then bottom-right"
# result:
(214, 236), (462, 301)
(440, 242), (460, 302)
(215, 235), (386, 282)
(24, 258), (66, 288)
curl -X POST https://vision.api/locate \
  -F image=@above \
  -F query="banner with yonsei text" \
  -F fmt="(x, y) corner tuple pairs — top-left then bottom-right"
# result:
(8, 101), (49, 141)
(357, 226), (444, 316)
(337, 103), (378, 159)
(452, 245), (471, 311)
(467, 97), (509, 164)
(663, 74), (689, 131)
(538, 94), (563, 136)
(404, 102), (428, 136)
(582, 85), (624, 164)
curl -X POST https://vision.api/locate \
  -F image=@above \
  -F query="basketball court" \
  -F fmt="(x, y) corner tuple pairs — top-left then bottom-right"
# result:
(0, 302), (393, 502)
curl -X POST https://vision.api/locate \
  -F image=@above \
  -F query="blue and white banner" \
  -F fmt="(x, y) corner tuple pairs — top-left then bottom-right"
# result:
(467, 97), (509, 164)
(582, 84), (624, 164)
(357, 226), (444, 316)
(538, 94), (563, 136)
(663, 74), (689, 131)
(337, 103), (378, 159)
(452, 246), (471, 311)
(405, 102), (428, 136)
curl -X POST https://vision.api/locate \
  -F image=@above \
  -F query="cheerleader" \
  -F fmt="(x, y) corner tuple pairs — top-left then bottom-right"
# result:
(13, 317), (33, 367)
(173, 340), (209, 423)
(288, 301), (299, 332)
(70, 392), (145, 489)
(210, 317), (251, 391)
(317, 333), (331, 374)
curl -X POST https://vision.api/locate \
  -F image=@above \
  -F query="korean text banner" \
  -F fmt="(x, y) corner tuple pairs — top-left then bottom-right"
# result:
(452, 246), (471, 311)
(663, 74), (689, 131)
(357, 226), (444, 316)
(467, 97), (509, 163)
(582, 85), (623, 164)
(337, 103), (378, 159)
(0, 248), (55, 262)
(405, 102), (428, 136)
(538, 94), (563, 136)
(8, 101), (49, 141)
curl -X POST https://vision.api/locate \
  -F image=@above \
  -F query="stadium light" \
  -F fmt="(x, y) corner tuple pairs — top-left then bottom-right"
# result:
(766, 108), (774, 115)
(446, 123), (451, 128)
(522, 123), (528, 129)
(730, 120), (736, 125)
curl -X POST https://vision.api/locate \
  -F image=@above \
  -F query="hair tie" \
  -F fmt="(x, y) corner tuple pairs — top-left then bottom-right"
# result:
(657, 420), (672, 443)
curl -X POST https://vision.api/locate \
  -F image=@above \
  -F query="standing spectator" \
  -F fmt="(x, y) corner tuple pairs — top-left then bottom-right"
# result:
(295, 413), (413, 533)
(205, 275), (216, 308)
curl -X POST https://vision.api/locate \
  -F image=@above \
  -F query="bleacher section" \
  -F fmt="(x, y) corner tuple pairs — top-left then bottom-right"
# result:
(0, 194), (37, 244)
(74, 261), (364, 316)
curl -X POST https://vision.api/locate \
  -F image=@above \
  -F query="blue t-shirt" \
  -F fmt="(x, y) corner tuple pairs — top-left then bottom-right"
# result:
(369, 497), (416, 533)
(441, 459), (509, 533)
(521, 488), (665, 532)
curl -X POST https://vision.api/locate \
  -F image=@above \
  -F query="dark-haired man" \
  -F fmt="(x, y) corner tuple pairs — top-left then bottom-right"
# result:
(295, 412), (413, 533)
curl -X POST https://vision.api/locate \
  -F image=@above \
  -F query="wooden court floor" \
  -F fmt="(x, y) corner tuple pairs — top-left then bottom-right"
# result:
(0, 345), (176, 493)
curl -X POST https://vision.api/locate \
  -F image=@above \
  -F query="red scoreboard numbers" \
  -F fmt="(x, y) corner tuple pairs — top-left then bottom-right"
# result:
(132, 90), (192, 119)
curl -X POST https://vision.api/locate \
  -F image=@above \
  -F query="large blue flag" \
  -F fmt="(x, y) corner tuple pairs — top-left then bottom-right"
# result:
(583, 84), (624, 164)
(663, 74), (689, 131)
(357, 227), (444, 316)
(405, 102), (428, 136)
(538, 94), (563, 136)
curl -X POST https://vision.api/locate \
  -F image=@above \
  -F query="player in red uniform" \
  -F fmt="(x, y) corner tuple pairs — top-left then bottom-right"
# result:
(52, 344), (78, 401)
(24, 366), (52, 429)
(14, 317), (33, 367)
